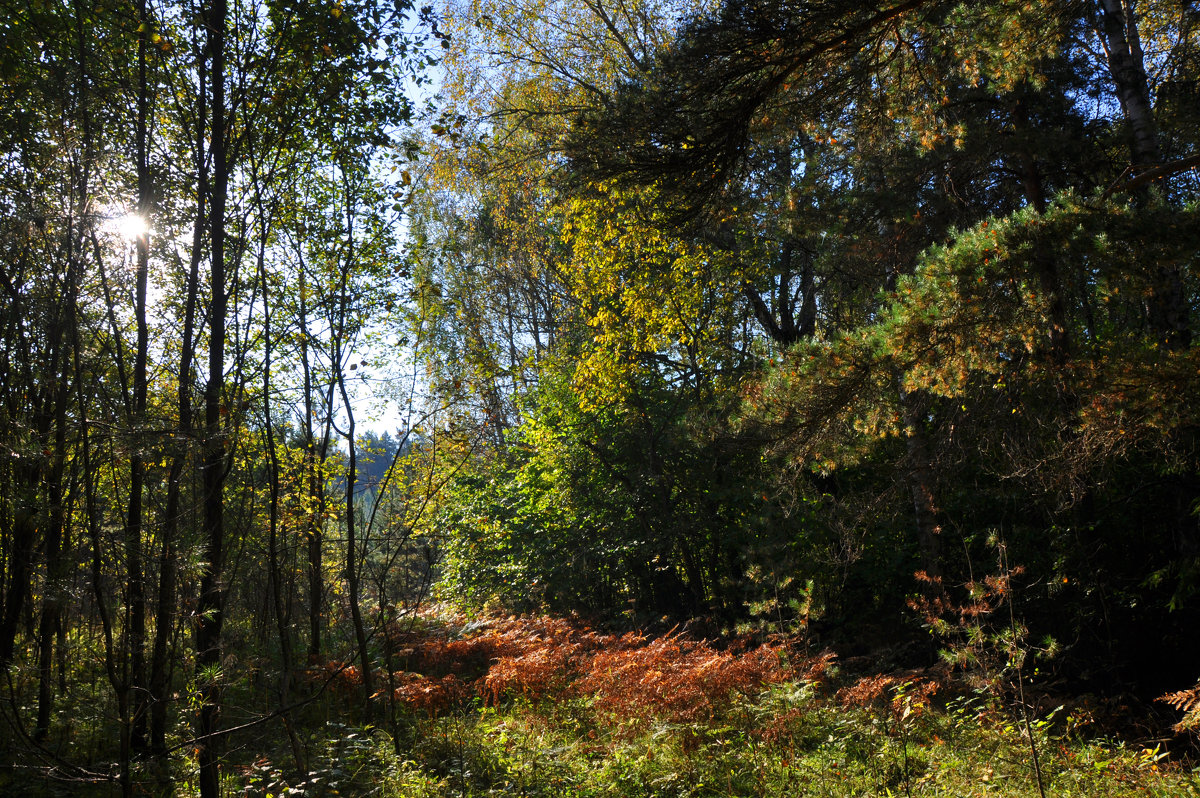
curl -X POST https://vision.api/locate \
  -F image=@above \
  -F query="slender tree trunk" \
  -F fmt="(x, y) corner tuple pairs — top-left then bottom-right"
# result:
(90, 218), (144, 797)
(259, 198), (306, 772)
(334, 165), (373, 714)
(34, 230), (81, 743)
(33, 103), (87, 738)
(126, 0), (152, 750)
(0, 496), (36, 670)
(34, 369), (68, 744)
(298, 270), (324, 662)
(339, 355), (374, 717)
(0, 288), (41, 671)
(150, 50), (205, 761)
(196, 0), (228, 790)
(77, 313), (130, 796)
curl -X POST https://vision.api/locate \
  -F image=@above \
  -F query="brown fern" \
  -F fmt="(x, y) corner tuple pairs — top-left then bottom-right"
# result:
(1158, 681), (1200, 733)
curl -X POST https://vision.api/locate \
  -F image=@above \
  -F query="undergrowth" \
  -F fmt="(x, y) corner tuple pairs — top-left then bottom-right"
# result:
(225, 612), (1200, 797)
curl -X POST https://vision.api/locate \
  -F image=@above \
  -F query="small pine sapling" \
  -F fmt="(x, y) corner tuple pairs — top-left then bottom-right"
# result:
(908, 536), (1052, 798)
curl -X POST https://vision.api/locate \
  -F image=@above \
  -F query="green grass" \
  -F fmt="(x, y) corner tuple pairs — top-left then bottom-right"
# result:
(10, 614), (1195, 798)
(220, 686), (1199, 798)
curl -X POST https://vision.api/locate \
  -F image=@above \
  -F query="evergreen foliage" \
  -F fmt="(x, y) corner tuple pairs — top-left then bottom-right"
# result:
(415, 0), (1200, 704)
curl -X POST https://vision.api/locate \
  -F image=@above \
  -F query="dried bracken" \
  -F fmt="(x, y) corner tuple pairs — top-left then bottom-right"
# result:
(580, 633), (784, 726)
(1158, 682), (1200, 734)
(838, 673), (939, 721)
(389, 673), (470, 716)
(381, 614), (834, 727)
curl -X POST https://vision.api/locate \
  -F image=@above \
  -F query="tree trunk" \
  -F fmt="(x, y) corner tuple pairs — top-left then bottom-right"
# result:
(35, 235), (79, 742)
(196, 0), (228, 790)
(126, 0), (152, 749)
(1097, 0), (1161, 168)
(259, 196), (307, 772)
(1096, 0), (1191, 347)
(339, 349), (374, 718)
(299, 269), (324, 662)
(150, 52), (205, 760)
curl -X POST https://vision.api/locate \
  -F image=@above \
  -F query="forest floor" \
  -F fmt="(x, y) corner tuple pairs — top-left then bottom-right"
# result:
(217, 610), (1200, 797)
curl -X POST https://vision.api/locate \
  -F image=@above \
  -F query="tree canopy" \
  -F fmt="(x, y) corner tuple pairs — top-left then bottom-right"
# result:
(413, 0), (1200, 693)
(2, 0), (1199, 792)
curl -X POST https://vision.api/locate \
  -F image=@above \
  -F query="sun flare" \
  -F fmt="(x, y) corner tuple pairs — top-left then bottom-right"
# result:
(113, 212), (150, 240)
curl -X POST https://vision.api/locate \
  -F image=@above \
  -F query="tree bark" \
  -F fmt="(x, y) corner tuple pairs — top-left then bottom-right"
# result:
(1097, 0), (1161, 168)
(298, 268), (325, 662)
(196, 0), (228, 791)
(126, 0), (152, 749)
(150, 48), (205, 759)
(1096, 0), (1190, 347)
(333, 214), (373, 713)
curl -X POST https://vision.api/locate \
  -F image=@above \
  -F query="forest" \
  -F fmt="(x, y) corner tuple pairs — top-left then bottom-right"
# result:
(1, 0), (1199, 795)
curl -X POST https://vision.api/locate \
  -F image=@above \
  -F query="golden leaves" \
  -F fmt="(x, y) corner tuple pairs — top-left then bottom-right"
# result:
(561, 185), (737, 409)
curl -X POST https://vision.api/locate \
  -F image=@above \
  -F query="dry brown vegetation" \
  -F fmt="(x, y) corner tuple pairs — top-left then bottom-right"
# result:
(361, 614), (837, 723)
